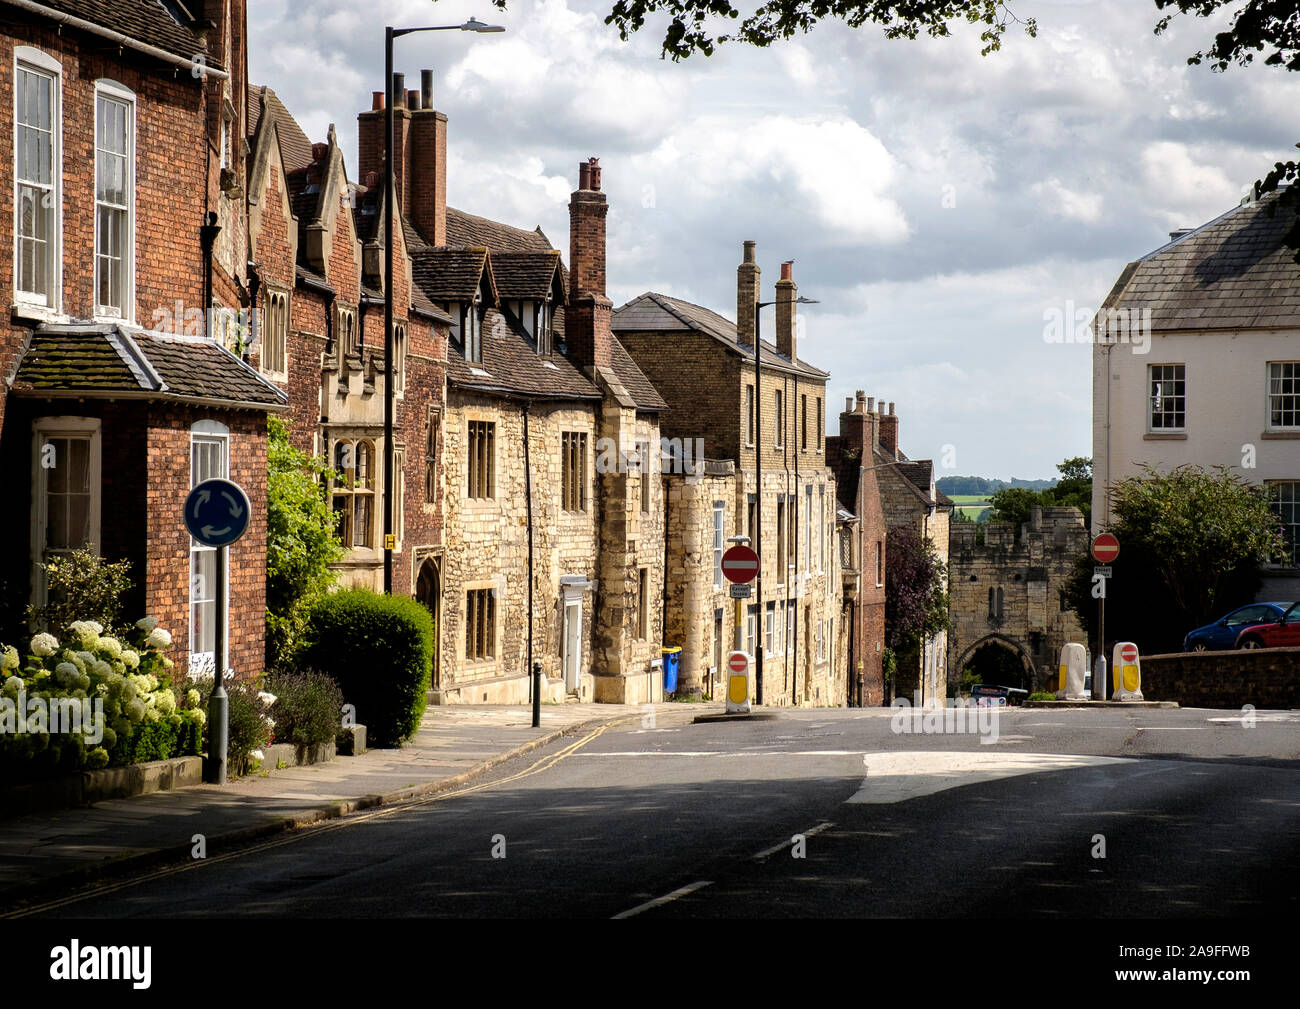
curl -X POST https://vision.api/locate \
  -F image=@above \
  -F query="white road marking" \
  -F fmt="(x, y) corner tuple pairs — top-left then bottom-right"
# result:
(751, 820), (836, 860)
(847, 751), (1134, 804)
(612, 880), (713, 919)
(578, 750), (866, 757)
(1134, 726), (1204, 730)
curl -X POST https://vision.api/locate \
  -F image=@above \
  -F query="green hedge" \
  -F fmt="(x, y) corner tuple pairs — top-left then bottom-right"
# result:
(297, 590), (432, 747)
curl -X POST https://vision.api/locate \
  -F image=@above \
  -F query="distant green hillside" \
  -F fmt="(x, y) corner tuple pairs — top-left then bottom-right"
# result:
(937, 475), (1057, 495)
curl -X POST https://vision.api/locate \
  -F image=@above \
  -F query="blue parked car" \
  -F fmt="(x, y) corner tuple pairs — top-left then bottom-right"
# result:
(1183, 602), (1292, 651)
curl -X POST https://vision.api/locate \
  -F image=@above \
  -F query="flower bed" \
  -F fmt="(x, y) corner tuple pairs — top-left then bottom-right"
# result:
(0, 617), (205, 781)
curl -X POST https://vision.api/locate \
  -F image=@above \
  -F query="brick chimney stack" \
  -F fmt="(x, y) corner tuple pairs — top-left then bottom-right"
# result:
(879, 401), (898, 458)
(409, 69), (447, 246)
(775, 260), (797, 360)
(567, 158), (613, 371)
(736, 240), (759, 349)
(570, 157), (608, 300)
(838, 388), (875, 454)
(357, 69), (447, 246)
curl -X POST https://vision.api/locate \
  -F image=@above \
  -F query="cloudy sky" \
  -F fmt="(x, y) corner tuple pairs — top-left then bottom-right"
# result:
(249, 0), (1300, 480)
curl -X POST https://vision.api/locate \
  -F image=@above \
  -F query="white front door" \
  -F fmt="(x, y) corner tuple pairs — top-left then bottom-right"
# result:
(562, 600), (582, 692)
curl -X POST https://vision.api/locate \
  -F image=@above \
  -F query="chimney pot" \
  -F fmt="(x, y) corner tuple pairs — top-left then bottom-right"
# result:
(889, 402), (895, 416)
(578, 161), (591, 191)
(311, 142), (328, 161)
(743, 240), (756, 264)
(371, 91), (384, 111)
(392, 73), (405, 107)
(866, 396), (874, 412)
(781, 260), (794, 281)
(364, 170), (378, 189)
(406, 89), (420, 111)
(421, 69), (434, 111)
(845, 397), (853, 413)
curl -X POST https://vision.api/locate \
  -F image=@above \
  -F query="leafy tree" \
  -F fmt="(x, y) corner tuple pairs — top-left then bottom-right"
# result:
(266, 416), (342, 670)
(884, 525), (951, 652)
(1064, 464), (1283, 654)
(1040, 455), (1092, 528)
(987, 486), (1042, 539)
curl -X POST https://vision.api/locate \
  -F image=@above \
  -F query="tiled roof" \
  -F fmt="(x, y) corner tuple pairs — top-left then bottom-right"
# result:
(612, 292), (830, 380)
(412, 247), (492, 301)
(247, 86), (314, 175)
(19, 1), (215, 66)
(492, 251), (564, 301)
(1102, 188), (1300, 332)
(608, 338), (667, 411)
(446, 207), (551, 252)
(11, 325), (287, 409)
(446, 307), (599, 401)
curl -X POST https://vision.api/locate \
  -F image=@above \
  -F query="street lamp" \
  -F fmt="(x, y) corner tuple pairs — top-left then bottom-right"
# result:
(752, 292), (817, 704)
(383, 16), (504, 594)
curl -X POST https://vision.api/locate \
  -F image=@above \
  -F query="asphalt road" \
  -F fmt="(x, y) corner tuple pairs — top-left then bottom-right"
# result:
(19, 705), (1300, 919)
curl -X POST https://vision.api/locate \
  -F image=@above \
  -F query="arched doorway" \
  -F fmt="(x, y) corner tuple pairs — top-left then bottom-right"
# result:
(416, 557), (441, 689)
(957, 634), (1035, 693)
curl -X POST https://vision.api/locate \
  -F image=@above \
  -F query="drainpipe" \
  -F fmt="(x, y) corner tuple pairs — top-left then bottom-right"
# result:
(524, 400), (535, 702)
(200, 211), (220, 337)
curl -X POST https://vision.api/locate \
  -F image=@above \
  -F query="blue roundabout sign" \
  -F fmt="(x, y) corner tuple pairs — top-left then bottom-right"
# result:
(185, 478), (251, 548)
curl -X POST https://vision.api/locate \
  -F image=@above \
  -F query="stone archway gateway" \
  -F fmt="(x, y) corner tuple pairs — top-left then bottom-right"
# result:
(416, 557), (441, 690)
(956, 634), (1037, 692)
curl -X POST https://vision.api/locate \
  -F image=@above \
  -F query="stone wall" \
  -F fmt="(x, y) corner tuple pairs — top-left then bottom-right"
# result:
(1139, 649), (1300, 708)
(948, 506), (1088, 692)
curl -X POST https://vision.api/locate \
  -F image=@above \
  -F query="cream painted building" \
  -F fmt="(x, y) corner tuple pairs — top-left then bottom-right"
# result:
(1092, 187), (1300, 599)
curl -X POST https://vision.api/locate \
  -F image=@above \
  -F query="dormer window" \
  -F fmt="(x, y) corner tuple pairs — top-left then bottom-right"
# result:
(537, 298), (552, 355)
(463, 299), (482, 364)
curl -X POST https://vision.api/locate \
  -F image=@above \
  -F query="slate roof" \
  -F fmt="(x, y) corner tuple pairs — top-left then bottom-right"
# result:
(247, 86), (314, 175)
(413, 247), (493, 302)
(1102, 188), (1300, 333)
(492, 251), (564, 301)
(416, 209), (666, 411)
(16, 1), (216, 66)
(447, 207), (551, 252)
(445, 307), (599, 401)
(11, 325), (288, 410)
(612, 292), (830, 380)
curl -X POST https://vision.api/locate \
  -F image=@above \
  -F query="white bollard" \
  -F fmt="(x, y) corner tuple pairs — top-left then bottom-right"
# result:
(1111, 641), (1144, 701)
(1056, 642), (1088, 700)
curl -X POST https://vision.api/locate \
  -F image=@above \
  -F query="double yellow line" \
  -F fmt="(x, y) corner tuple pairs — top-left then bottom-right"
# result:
(6, 717), (629, 918)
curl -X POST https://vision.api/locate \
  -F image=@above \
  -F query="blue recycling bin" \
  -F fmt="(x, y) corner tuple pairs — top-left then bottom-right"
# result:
(662, 646), (681, 694)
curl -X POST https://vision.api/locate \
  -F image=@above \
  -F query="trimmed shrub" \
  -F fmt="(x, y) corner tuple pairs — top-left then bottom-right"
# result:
(297, 590), (432, 747)
(265, 670), (344, 749)
(192, 676), (274, 777)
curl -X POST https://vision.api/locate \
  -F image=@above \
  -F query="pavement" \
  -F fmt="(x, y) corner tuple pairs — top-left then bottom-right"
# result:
(0, 701), (670, 904)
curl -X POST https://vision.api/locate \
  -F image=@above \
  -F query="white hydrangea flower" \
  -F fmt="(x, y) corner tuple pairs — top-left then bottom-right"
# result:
(1, 646), (18, 672)
(186, 689), (201, 708)
(250, 749), (264, 761)
(145, 627), (172, 649)
(54, 662), (80, 686)
(2, 677), (22, 697)
(155, 691), (176, 715)
(86, 621), (103, 634)
(74, 651), (95, 670)
(135, 616), (159, 633)
(30, 633), (59, 657)
(98, 636), (122, 659)
(67, 622), (100, 650)
(258, 691), (277, 707)
(121, 649), (140, 670)
(91, 660), (112, 678)
(125, 698), (146, 722)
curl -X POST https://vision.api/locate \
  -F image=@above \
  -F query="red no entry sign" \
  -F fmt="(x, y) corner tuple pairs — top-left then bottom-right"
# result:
(721, 545), (760, 584)
(1092, 533), (1120, 563)
(1120, 643), (1138, 664)
(728, 652), (749, 674)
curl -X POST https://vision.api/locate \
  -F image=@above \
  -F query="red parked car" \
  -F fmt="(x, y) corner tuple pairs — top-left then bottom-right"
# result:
(1234, 602), (1300, 649)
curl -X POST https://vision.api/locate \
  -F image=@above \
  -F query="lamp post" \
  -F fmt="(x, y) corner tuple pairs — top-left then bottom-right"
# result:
(383, 16), (504, 594)
(752, 292), (817, 704)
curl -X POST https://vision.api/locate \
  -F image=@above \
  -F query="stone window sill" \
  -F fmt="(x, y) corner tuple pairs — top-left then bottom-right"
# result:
(1143, 432), (1187, 441)
(1261, 430), (1300, 440)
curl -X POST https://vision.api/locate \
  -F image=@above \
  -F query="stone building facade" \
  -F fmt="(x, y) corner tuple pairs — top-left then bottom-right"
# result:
(947, 506), (1089, 691)
(616, 245), (844, 707)
(872, 404), (953, 705)
(0, 1), (285, 675)
(402, 143), (668, 703)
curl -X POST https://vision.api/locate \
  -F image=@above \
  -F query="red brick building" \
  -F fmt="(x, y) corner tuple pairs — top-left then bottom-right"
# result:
(0, 1), (283, 675)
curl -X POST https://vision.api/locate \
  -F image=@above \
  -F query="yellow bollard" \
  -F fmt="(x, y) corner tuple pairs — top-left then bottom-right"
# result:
(1056, 642), (1088, 700)
(1111, 641), (1143, 701)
